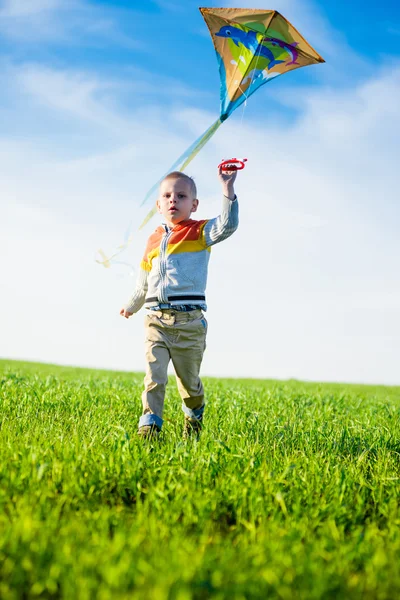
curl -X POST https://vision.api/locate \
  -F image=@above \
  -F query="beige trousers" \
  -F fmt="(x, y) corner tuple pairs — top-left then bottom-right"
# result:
(139, 309), (207, 430)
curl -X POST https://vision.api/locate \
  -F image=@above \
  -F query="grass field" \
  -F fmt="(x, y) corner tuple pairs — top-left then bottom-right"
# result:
(0, 359), (399, 599)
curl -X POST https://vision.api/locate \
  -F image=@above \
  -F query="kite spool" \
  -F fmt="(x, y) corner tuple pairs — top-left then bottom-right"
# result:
(218, 158), (247, 171)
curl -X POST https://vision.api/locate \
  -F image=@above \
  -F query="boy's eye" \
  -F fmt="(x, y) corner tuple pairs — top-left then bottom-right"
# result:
(178, 194), (186, 198)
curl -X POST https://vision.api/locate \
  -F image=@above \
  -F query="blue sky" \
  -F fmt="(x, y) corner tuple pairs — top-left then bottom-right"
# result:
(1, 0), (399, 115)
(1, 0), (400, 384)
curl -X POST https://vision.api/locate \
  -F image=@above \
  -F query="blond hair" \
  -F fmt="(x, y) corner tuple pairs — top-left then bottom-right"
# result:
(161, 171), (197, 198)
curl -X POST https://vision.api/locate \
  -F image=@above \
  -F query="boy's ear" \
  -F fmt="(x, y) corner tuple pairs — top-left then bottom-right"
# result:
(156, 198), (162, 213)
(191, 198), (199, 213)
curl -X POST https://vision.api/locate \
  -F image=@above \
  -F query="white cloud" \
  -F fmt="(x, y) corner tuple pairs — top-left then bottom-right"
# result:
(0, 0), (141, 48)
(15, 64), (129, 133)
(0, 0), (63, 17)
(13, 62), (211, 127)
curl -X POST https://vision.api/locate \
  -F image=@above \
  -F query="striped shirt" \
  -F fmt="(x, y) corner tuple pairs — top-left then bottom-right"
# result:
(125, 195), (238, 313)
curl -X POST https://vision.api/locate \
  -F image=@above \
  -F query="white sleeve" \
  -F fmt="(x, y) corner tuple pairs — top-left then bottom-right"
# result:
(125, 267), (149, 313)
(203, 195), (239, 247)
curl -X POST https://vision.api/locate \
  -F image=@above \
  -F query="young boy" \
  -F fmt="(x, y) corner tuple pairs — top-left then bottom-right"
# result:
(120, 168), (239, 438)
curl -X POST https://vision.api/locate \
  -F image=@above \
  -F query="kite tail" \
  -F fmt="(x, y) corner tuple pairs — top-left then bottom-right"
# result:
(179, 116), (222, 171)
(97, 117), (223, 268)
(139, 117), (222, 229)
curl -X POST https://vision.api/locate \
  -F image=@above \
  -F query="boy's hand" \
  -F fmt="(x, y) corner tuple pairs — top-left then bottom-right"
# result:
(218, 165), (237, 200)
(120, 307), (133, 319)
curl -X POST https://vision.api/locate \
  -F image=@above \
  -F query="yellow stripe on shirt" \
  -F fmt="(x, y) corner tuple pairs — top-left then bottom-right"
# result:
(167, 240), (210, 255)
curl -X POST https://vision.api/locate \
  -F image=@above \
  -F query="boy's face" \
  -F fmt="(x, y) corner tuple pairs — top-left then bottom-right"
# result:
(157, 178), (198, 227)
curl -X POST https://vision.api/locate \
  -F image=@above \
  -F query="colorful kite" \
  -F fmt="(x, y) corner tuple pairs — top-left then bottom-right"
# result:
(97, 7), (324, 267)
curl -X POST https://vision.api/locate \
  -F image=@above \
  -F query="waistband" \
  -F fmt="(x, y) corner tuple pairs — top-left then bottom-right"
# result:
(148, 304), (200, 312)
(146, 308), (203, 323)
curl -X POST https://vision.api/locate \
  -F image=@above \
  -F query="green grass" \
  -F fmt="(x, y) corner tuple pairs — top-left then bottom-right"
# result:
(0, 359), (400, 599)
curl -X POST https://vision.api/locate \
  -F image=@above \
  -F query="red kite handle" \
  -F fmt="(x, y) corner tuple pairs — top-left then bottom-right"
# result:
(218, 158), (247, 171)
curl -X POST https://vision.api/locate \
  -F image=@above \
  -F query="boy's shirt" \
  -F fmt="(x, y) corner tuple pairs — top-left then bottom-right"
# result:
(125, 195), (238, 313)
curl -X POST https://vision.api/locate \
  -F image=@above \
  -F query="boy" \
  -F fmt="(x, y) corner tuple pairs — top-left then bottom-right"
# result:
(120, 168), (238, 438)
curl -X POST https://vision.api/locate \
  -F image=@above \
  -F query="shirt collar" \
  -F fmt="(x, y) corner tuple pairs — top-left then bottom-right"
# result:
(162, 218), (195, 232)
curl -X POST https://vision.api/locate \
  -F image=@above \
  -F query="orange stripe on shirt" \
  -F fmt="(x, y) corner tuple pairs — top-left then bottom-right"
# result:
(142, 220), (209, 265)
(142, 227), (164, 262)
(168, 219), (208, 244)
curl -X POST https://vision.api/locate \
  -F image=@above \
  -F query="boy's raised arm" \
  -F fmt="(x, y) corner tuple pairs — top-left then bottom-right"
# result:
(203, 168), (239, 247)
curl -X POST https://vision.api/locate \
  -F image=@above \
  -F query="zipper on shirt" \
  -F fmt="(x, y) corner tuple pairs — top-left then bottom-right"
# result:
(158, 225), (173, 303)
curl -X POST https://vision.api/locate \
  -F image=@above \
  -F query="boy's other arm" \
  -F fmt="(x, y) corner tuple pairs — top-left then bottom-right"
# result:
(203, 167), (239, 247)
(203, 194), (239, 247)
(120, 266), (149, 318)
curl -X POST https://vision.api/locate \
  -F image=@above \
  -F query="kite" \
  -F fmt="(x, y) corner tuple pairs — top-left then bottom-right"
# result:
(97, 6), (324, 268)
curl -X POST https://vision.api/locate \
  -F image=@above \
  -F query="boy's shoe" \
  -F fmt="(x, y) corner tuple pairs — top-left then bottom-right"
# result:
(183, 416), (203, 439)
(138, 424), (160, 439)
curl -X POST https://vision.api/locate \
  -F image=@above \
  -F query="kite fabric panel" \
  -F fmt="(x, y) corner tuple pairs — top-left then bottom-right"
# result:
(200, 7), (324, 120)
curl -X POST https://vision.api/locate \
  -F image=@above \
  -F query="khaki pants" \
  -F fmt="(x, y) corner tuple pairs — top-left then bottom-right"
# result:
(138, 309), (207, 430)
